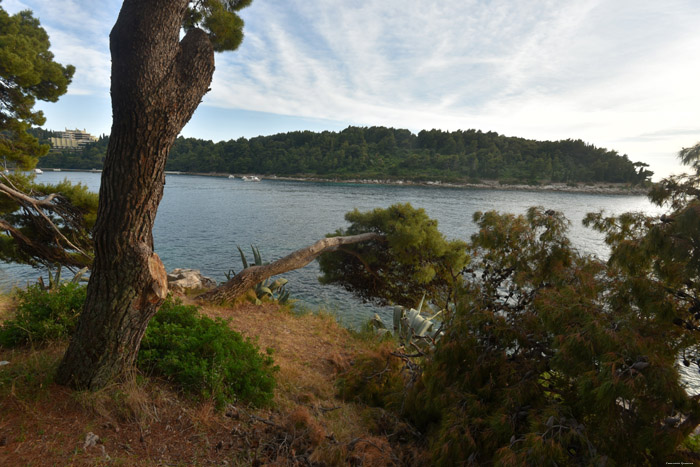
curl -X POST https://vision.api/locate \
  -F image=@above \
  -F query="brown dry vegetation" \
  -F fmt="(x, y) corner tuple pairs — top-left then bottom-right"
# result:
(0, 296), (427, 466)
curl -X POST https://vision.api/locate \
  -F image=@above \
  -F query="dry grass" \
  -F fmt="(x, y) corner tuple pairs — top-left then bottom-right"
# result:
(0, 296), (426, 465)
(0, 293), (15, 322)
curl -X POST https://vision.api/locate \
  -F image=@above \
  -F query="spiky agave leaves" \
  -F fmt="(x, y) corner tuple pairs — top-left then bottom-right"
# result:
(235, 245), (291, 305)
(371, 294), (444, 349)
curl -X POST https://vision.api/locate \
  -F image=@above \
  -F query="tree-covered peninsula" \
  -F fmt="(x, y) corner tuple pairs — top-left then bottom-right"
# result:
(37, 126), (652, 184)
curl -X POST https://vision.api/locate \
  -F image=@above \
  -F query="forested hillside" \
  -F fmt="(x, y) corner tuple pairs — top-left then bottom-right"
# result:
(37, 126), (652, 184)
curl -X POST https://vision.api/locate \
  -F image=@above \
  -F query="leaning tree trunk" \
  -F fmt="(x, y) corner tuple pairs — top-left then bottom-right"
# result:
(198, 233), (384, 303)
(56, 0), (215, 389)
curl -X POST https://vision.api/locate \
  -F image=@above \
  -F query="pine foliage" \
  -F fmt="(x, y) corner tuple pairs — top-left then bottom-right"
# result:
(318, 203), (468, 308)
(405, 207), (700, 465)
(0, 5), (97, 269)
(0, 4), (74, 168)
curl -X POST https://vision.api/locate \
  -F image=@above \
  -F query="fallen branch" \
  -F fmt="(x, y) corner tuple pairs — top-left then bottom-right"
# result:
(197, 232), (384, 303)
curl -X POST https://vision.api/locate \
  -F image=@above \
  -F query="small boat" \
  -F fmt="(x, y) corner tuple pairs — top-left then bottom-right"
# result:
(53, 168), (61, 172)
(34, 168), (43, 174)
(242, 176), (261, 182)
(228, 175), (235, 179)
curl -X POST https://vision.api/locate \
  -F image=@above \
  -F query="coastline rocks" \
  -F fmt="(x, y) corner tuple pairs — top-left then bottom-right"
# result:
(167, 268), (217, 293)
(269, 175), (649, 196)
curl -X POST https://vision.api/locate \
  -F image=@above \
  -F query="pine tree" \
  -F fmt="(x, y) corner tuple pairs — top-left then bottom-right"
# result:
(57, 0), (253, 390)
(0, 3), (96, 269)
(0, 4), (74, 167)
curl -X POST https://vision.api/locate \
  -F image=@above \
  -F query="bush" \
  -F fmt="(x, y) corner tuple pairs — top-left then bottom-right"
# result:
(0, 283), (86, 347)
(137, 297), (278, 408)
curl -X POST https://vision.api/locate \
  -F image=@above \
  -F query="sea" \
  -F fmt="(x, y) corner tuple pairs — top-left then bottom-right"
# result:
(0, 171), (662, 326)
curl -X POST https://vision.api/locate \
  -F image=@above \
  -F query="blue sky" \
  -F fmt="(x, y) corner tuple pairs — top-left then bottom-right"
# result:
(4, 0), (700, 180)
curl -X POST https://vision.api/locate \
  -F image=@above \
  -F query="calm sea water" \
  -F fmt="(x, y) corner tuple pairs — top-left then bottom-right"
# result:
(0, 172), (661, 327)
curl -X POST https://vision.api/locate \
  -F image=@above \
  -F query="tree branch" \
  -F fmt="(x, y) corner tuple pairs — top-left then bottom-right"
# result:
(0, 179), (92, 267)
(197, 232), (384, 303)
(334, 246), (382, 281)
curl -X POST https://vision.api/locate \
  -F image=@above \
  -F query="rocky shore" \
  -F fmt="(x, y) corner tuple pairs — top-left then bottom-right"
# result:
(47, 168), (652, 196)
(264, 175), (651, 196)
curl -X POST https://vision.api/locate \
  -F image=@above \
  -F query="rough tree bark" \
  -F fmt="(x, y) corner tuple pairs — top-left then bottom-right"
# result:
(56, 0), (215, 389)
(198, 233), (384, 303)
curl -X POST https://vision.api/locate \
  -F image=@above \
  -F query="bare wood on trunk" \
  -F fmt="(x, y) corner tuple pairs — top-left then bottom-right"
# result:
(198, 233), (384, 303)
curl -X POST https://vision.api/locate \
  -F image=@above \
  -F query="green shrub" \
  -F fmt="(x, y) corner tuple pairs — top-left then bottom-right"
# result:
(0, 283), (86, 347)
(137, 297), (278, 408)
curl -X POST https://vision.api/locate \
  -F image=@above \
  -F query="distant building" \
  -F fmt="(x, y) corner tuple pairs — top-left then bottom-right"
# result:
(49, 128), (98, 151)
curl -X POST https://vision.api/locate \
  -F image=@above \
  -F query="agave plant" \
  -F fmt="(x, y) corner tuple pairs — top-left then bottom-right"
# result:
(37, 265), (89, 291)
(371, 294), (444, 349)
(233, 245), (291, 305)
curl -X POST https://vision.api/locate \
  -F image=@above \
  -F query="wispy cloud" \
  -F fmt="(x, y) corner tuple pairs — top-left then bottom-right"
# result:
(4, 0), (117, 94)
(5, 0), (700, 179)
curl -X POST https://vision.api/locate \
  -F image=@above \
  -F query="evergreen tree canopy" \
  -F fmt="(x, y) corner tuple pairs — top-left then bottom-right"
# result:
(319, 203), (469, 308)
(0, 3), (95, 269)
(39, 126), (653, 185)
(323, 160), (700, 463)
(405, 207), (699, 464)
(184, 0), (252, 52)
(0, 174), (96, 269)
(586, 140), (700, 372)
(0, 2), (75, 168)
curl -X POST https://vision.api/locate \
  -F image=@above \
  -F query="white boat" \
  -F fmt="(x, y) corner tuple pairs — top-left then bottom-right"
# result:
(53, 168), (61, 172)
(242, 176), (261, 182)
(34, 168), (43, 174)
(228, 175), (235, 179)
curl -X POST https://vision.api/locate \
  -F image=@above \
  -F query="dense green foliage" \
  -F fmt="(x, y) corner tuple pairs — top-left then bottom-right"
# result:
(404, 208), (698, 465)
(0, 282), (86, 347)
(0, 286), (277, 408)
(184, 0), (252, 52)
(0, 8), (97, 270)
(319, 203), (468, 308)
(0, 3), (74, 168)
(586, 140), (700, 375)
(137, 297), (278, 408)
(0, 172), (98, 268)
(37, 126), (652, 184)
(330, 173), (700, 463)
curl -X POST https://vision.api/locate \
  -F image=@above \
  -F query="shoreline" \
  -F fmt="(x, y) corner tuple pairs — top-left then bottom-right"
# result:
(41, 168), (651, 196)
(265, 175), (651, 196)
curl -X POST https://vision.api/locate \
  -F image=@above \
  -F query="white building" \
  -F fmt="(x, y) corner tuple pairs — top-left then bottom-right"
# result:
(49, 128), (98, 151)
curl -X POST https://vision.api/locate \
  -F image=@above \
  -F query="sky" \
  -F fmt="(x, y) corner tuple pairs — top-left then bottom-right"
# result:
(4, 0), (700, 180)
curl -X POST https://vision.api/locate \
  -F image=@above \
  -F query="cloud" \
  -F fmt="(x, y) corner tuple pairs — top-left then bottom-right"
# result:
(5, 0), (700, 179)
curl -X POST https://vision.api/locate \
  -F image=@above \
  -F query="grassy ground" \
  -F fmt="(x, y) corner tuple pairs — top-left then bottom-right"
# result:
(0, 296), (426, 466)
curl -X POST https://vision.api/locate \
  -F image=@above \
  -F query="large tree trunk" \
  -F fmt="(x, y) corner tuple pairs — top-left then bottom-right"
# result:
(56, 0), (215, 389)
(198, 233), (384, 303)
